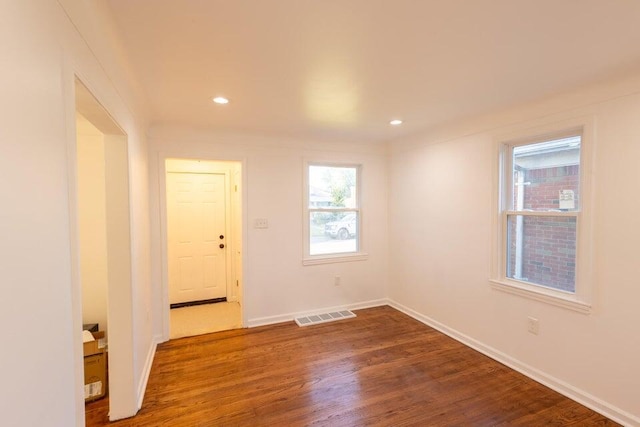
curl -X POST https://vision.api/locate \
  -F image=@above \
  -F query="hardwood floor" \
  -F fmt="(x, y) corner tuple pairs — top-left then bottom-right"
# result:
(86, 306), (618, 426)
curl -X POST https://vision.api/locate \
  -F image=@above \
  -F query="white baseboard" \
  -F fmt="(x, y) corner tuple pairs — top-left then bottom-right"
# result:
(247, 298), (388, 328)
(387, 299), (639, 427)
(137, 336), (159, 410)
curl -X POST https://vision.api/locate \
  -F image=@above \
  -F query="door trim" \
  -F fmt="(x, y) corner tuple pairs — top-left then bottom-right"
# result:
(158, 156), (246, 341)
(68, 76), (138, 421)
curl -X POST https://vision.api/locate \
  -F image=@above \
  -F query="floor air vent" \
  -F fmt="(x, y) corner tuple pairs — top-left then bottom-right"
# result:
(294, 310), (356, 327)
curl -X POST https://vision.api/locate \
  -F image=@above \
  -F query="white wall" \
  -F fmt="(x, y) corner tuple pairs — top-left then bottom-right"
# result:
(77, 114), (109, 335)
(149, 128), (389, 339)
(0, 1), (151, 425)
(388, 74), (640, 425)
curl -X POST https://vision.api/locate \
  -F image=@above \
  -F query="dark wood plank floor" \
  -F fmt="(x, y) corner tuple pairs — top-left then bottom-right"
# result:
(86, 306), (618, 426)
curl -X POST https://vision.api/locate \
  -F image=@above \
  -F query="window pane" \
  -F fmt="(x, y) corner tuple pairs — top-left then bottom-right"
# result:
(507, 215), (576, 292)
(309, 165), (357, 209)
(309, 211), (358, 255)
(512, 136), (580, 212)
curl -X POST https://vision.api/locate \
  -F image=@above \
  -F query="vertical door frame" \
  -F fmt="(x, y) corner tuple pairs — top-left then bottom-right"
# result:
(67, 75), (138, 421)
(158, 155), (246, 341)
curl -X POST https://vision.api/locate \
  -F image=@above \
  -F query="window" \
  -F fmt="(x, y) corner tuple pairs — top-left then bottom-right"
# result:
(493, 124), (593, 313)
(304, 163), (366, 264)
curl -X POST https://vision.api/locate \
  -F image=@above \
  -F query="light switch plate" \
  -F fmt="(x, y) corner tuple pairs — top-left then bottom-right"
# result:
(254, 218), (269, 229)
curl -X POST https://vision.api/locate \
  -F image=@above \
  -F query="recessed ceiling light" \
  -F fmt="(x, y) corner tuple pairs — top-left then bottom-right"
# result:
(390, 119), (403, 126)
(213, 96), (229, 104)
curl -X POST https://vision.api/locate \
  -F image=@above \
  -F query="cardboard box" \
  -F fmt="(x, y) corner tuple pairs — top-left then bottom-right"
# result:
(83, 323), (99, 333)
(83, 331), (105, 357)
(83, 331), (107, 401)
(84, 353), (106, 401)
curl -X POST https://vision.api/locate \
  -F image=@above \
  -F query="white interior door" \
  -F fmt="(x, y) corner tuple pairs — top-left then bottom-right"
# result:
(167, 172), (227, 304)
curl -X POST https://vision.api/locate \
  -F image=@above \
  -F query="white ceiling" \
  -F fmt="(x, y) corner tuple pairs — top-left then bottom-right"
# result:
(106, 0), (640, 143)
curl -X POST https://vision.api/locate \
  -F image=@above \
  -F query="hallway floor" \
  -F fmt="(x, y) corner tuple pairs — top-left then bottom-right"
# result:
(169, 301), (242, 339)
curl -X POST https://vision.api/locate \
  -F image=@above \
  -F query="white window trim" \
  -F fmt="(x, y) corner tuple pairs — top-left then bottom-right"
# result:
(491, 117), (595, 314)
(303, 161), (368, 265)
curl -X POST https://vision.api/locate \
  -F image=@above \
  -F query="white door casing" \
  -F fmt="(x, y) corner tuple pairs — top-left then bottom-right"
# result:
(167, 172), (227, 304)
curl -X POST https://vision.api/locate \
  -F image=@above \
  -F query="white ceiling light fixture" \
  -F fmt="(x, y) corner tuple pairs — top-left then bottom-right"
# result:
(390, 119), (403, 126)
(212, 96), (229, 104)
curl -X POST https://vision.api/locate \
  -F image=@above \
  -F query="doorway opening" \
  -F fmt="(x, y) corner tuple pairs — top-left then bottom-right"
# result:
(164, 158), (243, 339)
(72, 78), (136, 421)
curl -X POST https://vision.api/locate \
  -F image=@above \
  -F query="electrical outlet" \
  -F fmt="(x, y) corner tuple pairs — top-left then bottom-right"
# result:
(527, 316), (539, 335)
(334, 276), (341, 286)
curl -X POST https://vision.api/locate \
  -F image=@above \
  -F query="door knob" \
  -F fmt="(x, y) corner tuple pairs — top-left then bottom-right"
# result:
(219, 235), (224, 239)
(219, 244), (225, 249)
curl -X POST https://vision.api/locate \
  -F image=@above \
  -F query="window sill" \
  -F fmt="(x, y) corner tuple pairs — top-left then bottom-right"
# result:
(489, 279), (591, 314)
(303, 253), (369, 266)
